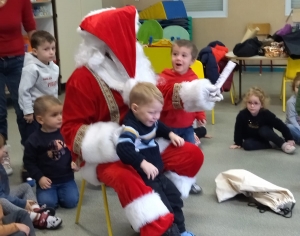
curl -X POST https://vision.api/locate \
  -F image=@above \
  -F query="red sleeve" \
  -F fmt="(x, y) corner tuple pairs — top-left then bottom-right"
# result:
(22, 0), (36, 32)
(61, 69), (102, 162)
(195, 111), (206, 121)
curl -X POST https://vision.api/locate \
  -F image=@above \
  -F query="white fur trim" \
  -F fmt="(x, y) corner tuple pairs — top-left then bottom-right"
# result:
(180, 79), (216, 111)
(164, 171), (196, 199)
(81, 122), (120, 164)
(80, 163), (101, 186)
(156, 138), (171, 154)
(125, 191), (170, 232)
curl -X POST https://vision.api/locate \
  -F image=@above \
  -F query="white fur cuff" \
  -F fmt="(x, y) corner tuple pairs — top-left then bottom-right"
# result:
(125, 191), (170, 232)
(81, 121), (120, 164)
(164, 171), (196, 198)
(180, 79), (215, 112)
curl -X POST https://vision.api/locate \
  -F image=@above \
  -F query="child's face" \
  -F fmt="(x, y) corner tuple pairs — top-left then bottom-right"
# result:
(37, 104), (62, 132)
(171, 44), (195, 75)
(131, 99), (163, 127)
(32, 41), (56, 65)
(246, 95), (262, 116)
(294, 82), (300, 95)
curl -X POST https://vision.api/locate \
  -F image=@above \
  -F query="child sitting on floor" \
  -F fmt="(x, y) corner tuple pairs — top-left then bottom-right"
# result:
(0, 134), (62, 230)
(230, 87), (296, 153)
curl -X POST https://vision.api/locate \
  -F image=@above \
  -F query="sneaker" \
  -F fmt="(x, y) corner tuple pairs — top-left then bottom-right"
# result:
(181, 231), (196, 236)
(33, 211), (62, 230)
(190, 183), (202, 194)
(162, 223), (180, 236)
(1, 145), (13, 175)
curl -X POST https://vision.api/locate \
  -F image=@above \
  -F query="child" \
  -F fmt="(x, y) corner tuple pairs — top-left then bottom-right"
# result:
(157, 39), (206, 194)
(0, 134), (62, 230)
(286, 73), (300, 144)
(0, 203), (35, 236)
(23, 95), (79, 209)
(230, 87), (296, 153)
(116, 82), (195, 236)
(18, 30), (59, 144)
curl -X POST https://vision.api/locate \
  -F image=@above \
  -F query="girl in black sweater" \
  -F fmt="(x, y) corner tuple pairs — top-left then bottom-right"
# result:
(230, 87), (296, 154)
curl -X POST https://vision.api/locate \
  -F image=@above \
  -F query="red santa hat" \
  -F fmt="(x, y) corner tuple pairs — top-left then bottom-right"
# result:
(79, 6), (137, 79)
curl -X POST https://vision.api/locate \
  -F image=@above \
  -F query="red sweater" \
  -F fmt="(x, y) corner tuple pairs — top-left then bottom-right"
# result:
(158, 68), (206, 128)
(0, 0), (36, 57)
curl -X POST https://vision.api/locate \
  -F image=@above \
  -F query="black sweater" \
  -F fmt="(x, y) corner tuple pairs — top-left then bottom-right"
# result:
(234, 108), (293, 146)
(116, 110), (171, 179)
(23, 129), (74, 184)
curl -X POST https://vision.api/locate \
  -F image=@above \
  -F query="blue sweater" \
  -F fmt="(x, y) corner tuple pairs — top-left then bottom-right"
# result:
(286, 95), (300, 131)
(116, 110), (171, 179)
(0, 164), (26, 208)
(23, 129), (74, 185)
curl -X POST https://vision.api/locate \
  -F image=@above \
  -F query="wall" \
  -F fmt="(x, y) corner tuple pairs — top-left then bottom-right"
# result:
(123, 0), (287, 51)
(102, 0), (123, 8)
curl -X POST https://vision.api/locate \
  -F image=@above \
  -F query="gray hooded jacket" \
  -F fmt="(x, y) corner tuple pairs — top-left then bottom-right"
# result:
(18, 52), (59, 115)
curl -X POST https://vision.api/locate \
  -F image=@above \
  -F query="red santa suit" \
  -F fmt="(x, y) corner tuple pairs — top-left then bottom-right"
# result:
(61, 6), (222, 236)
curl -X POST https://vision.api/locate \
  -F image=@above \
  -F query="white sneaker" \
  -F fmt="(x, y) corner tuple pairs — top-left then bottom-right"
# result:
(1, 144), (13, 175)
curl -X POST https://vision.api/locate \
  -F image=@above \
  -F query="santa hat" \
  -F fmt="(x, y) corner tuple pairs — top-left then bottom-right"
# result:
(79, 6), (137, 79)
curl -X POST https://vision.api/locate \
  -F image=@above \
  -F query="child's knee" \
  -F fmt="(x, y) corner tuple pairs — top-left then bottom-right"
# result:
(60, 195), (78, 209)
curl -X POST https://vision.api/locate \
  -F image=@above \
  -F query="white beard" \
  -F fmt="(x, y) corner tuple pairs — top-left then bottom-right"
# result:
(74, 33), (157, 105)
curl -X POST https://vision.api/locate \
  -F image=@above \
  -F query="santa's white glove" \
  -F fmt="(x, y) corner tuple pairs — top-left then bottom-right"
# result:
(111, 125), (125, 147)
(207, 84), (224, 102)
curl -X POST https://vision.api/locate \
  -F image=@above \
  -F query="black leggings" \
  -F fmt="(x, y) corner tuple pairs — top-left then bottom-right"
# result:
(243, 126), (285, 151)
(143, 174), (185, 233)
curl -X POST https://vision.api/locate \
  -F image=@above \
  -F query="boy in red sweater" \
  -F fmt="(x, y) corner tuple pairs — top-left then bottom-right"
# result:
(157, 39), (209, 194)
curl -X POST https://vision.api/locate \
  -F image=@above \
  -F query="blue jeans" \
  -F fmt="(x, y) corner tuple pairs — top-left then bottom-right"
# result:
(287, 124), (300, 144)
(171, 126), (195, 144)
(36, 180), (79, 209)
(0, 55), (27, 144)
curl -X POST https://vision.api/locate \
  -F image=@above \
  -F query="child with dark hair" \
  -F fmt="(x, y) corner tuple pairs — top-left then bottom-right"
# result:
(23, 95), (79, 209)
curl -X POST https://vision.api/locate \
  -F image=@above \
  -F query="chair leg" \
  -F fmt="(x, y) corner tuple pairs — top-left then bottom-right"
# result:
(270, 60), (273, 72)
(283, 79), (286, 112)
(259, 60), (262, 75)
(75, 179), (86, 224)
(280, 70), (286, 100)
(243, 60), (246, 71)
(211, 109), (215, 125)
(230, 81), (236, 105)
(102, 183), (113, 236)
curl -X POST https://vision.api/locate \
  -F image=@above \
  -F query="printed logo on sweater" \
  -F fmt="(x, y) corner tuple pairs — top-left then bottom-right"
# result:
(47, 140), (66, 160)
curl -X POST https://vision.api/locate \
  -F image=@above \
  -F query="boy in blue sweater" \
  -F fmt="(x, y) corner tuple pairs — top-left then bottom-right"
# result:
(116, 82), (195, 236)
(23, 95), (79, 209)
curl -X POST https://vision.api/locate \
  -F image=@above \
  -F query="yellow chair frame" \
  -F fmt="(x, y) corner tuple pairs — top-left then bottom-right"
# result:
(280, 57), (300, 112)
(75, 179), (113, 236)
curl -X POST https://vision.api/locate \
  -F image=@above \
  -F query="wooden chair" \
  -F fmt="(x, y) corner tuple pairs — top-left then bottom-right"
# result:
(243, 23), (273, 75)
(280, 57), (300, 112)
(75, 179), (113, 236)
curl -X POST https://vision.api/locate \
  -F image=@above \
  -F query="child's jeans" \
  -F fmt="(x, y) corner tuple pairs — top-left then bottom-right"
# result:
(286, 124), (300, 144)
(36, 180), (79, 209)
(171, 126), (195, 144)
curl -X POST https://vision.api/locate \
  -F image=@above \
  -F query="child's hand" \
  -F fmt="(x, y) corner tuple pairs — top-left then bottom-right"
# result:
(140, 160), (158, 180)
(71, 161), (80, 172)
(230, 144), (241, 149)
(169, 132), (184, 147)
(194, 133), (201, 145)
(287, 140), (295, 146)
(15, 223), (30, 236)
(24, 114), (34, 123)
(25, 200), (35, 211)
(38, 176), (52, 189)
(197, 119), (207, 127)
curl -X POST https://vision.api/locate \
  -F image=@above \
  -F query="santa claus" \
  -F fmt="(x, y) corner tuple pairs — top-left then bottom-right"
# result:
(61, 5), (222, 236)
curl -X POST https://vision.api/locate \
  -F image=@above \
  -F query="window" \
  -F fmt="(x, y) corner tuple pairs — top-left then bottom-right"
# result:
(285, 0), (300, 15)
(179, 0), (228, 18)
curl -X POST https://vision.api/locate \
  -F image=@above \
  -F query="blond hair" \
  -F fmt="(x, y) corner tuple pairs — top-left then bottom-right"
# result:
(243, 87), (270, 108)
(172, 39), (198, 60)
(292, 72), (300, 92)
(34, 95), (62, 116)
(129, 82), (164, 106)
